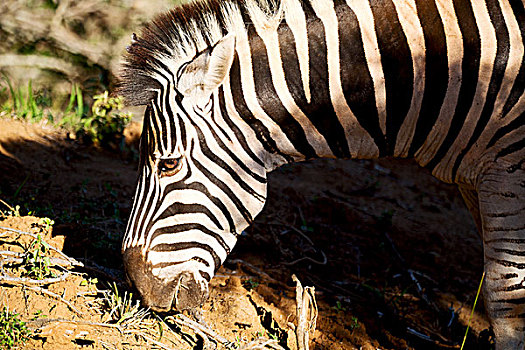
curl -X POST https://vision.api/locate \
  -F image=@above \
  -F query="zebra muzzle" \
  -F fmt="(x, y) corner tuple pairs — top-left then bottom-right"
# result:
(123, 247), (209, 312)
(173, 272), (209, 311)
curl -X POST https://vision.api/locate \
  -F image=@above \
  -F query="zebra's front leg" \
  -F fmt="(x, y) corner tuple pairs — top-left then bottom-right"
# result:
(479, 158), (525, 349)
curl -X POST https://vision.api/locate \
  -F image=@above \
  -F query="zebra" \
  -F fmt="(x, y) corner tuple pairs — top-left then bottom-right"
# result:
(117, 0), (525, 348)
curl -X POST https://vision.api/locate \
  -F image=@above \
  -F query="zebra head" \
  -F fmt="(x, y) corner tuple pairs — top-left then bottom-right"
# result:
(121, 35), (269, 312)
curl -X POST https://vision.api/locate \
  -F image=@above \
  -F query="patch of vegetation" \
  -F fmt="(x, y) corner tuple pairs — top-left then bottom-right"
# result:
(80, 277), (98, 291)
(41, 0), (58, 10)
(243, 278), (260, 291)
(60, 89), (131, 149)
(0, 307), (32, 349)
(1, 76), (53, 123)
(1, 77), (132, 151)
(349, 316), (360, 332)
(332, 300), (347, 312)
(88, 91), (131, 148)
(22, 233), (57, 280)
(31, 310), (47, 321)
(39, 217), (55, 232)
(0, 200), (21, 218)
(102, 282), (149, 327)
(58, 83), (86, 132)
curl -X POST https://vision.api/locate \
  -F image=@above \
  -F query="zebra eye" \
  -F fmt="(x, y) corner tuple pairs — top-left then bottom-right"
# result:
(158, 158), (182, 177)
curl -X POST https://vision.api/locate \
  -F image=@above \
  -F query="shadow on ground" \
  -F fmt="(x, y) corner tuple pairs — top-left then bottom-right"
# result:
(0, 118), (492, 349)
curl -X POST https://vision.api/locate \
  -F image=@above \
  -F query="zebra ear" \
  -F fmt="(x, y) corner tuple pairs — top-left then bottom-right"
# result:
(177, 35), (236, 101)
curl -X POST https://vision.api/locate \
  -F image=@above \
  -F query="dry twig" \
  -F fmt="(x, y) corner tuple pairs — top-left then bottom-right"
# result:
(0, 270), (71, 286)
(238, 338), (285, 350)
(291, 275), (317, 350)
(28, 317), (123, 332)
(167, 313), (230, 347)
(24, 284), (83, 316)
(140, 334), (176, 350)
(0, 226), (83, 286)
(0, 251), (79, 268)
(263, 222), (328, 266)
(406, 327), (459, 348)
(168, 313), (287, 350)
(0, 226), (123, 286)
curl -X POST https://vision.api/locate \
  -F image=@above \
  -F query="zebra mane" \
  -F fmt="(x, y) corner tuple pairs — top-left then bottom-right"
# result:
(117, 0), (288, 106)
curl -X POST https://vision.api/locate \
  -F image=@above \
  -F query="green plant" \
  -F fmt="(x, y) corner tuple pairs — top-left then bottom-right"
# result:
(251, 331), (265, 341)
(300, 221), (314, 233)
(332, 300), (347, 312)
(243, 278), (260, 291)
(59, 83), (86, 133)
(87, 91), (131, 146)
(267, 332), (278, 341)
(0, 307), (31, 349)
(42, 0), (58, 9)
(349, 316), (359, 331)
(103, 282), (149, 326)
(31, 310), (46, 321)
(0, 199), (21, 218)
(1, 76), (51, 122)
(66, 83), (85, 119)
(22, 233), (56, 280)
(39, 217), (55, 232)
(389, 287), (408, 309)
(80, 277), (98, 291)
(60, 89), (131, 148)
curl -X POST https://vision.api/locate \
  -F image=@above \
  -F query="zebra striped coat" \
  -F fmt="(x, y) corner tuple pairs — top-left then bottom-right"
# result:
(118, 0), (525, 348)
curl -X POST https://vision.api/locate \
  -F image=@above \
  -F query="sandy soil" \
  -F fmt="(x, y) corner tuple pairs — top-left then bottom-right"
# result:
(0, 118), (493, 349)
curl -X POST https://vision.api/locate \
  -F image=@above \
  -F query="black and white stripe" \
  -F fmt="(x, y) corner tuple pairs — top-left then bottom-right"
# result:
(119, 0), (525, 347)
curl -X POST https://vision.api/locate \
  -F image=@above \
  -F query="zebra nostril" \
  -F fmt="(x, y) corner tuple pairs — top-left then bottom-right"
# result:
(173, 272), (209, 311)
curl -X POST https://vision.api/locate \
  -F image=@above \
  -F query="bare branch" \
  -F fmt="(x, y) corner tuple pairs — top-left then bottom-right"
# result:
(0, 54), (86, 80)
(238, 338), (285, 350)
(0, 2), (111, 70)
(0, 271), (71, 286)
(0, 253), (79, 268)
(292, 275), (317, 350)
(24, 284), (83, 316)
(28, 317), (123, 332)
(166, 313), (230, 346)
(140, 334), (176, 350)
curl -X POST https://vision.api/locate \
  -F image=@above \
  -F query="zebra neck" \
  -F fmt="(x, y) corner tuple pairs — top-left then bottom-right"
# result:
(221, 0), (524, 187)
(223, 0), (404, 170)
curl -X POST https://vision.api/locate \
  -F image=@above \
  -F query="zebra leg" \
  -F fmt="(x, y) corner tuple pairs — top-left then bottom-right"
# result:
(459, 186), (483, 234)
(479, 157), (525, 349)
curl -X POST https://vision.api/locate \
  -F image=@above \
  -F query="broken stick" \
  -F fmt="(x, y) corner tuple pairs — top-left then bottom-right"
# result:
(292, 275), (317, 350)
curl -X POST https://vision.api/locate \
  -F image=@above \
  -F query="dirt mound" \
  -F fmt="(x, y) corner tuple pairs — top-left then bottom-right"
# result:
(0, 118), (491, 349)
